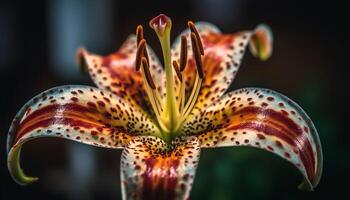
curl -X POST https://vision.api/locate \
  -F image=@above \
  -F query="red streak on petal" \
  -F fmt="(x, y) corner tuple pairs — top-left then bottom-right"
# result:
(233, 106), (316, 180)
(14, 117), (103, 145)
(20, 103), (99, 127)
(12, 103), (108, 145)
(226, 120), (315, 183)
(142, 157), (180, 200)
(237, 106), (304, 136)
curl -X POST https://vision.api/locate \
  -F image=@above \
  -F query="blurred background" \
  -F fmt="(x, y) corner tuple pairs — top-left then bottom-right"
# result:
(0, 0), (348, 199)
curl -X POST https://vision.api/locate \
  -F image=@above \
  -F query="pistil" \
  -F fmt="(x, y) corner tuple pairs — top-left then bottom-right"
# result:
(149, 14), (179, 133)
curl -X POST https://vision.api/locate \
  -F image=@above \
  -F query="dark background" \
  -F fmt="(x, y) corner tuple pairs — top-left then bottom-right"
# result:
(0, 0), (348, 199)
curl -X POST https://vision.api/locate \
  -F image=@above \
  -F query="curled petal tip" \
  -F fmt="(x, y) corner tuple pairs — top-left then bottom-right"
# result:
(20, 177), (39, 186)
(298, 181), (314, 191)
(8, 146), (39, 186)
(6, 85), (160, 187)
(249, 24), (273, 61)
(76, 47), (89, 72)
(149, 14), (172, 36)
(300, 132), (323, 191)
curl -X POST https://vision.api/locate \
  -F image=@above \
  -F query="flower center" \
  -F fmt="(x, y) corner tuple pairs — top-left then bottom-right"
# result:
(135, 14), (204, 142)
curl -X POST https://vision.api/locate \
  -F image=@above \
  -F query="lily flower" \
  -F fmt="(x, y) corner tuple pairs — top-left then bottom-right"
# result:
(7, 14), (322, 200)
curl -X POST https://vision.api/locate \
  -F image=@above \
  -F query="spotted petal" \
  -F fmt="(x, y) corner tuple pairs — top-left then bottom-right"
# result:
(172, 23), (273, 115)
(182, 88), (322, 190)
(78, 34), (165, 116)
(7, 85), (159, 185)
(121, 136), (200, 200)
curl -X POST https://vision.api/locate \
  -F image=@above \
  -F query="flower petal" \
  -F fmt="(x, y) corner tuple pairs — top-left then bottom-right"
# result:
(172, 23), (273, 115)
(7, 85), (159, 185)
(78, 34), (166, 115)
(121, 136), (200, 200)
(182, 88), (322, 190)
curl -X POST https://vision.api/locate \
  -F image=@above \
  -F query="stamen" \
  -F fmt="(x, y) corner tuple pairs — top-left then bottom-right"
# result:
(153, 91), (163, 112)
(135, 39), (146, 71)
(190, 33), (204, 78)
(141, 57), (156, 89)
(179, 35), (188, 71)
(173, 60), (182, 112)
(180, 79), (186, 113)
(176, 30), (206, 129)
(188, 21), (204, 55)
(177, 75), (202, 129)
(172, 60), (183, 82)
(136, 25), (144, 46)
(135, 36), (162, 114)
(143, 44), (150, 65)
(140, 61), (168, 133)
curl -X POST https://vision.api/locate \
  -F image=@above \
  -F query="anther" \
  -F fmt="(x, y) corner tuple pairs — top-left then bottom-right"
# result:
(180, 35), (188, 71)
(143, 43), (150, 65)
(188, 21), (204, 55)
(141, 57), (156, 89)
(172, 60), (183, 82)
(136, 25), (144, 46)
(136, 26), (149, 65)
(190, 33), (204, 78)
(135, 39), (146, 71)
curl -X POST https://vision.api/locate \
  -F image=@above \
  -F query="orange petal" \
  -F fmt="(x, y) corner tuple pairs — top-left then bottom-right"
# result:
(7, 85), (159, 185)
(183, 88), (322, 191)
(171, 22), (273, 116)
(78, 35), (165, 116)
(121, 136), (200, 200)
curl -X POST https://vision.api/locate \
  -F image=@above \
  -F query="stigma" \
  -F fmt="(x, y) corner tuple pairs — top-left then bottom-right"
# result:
(135, 14), (204, 141)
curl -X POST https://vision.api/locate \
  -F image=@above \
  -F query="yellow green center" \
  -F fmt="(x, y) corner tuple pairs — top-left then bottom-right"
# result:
(137, 14), (204, 143)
